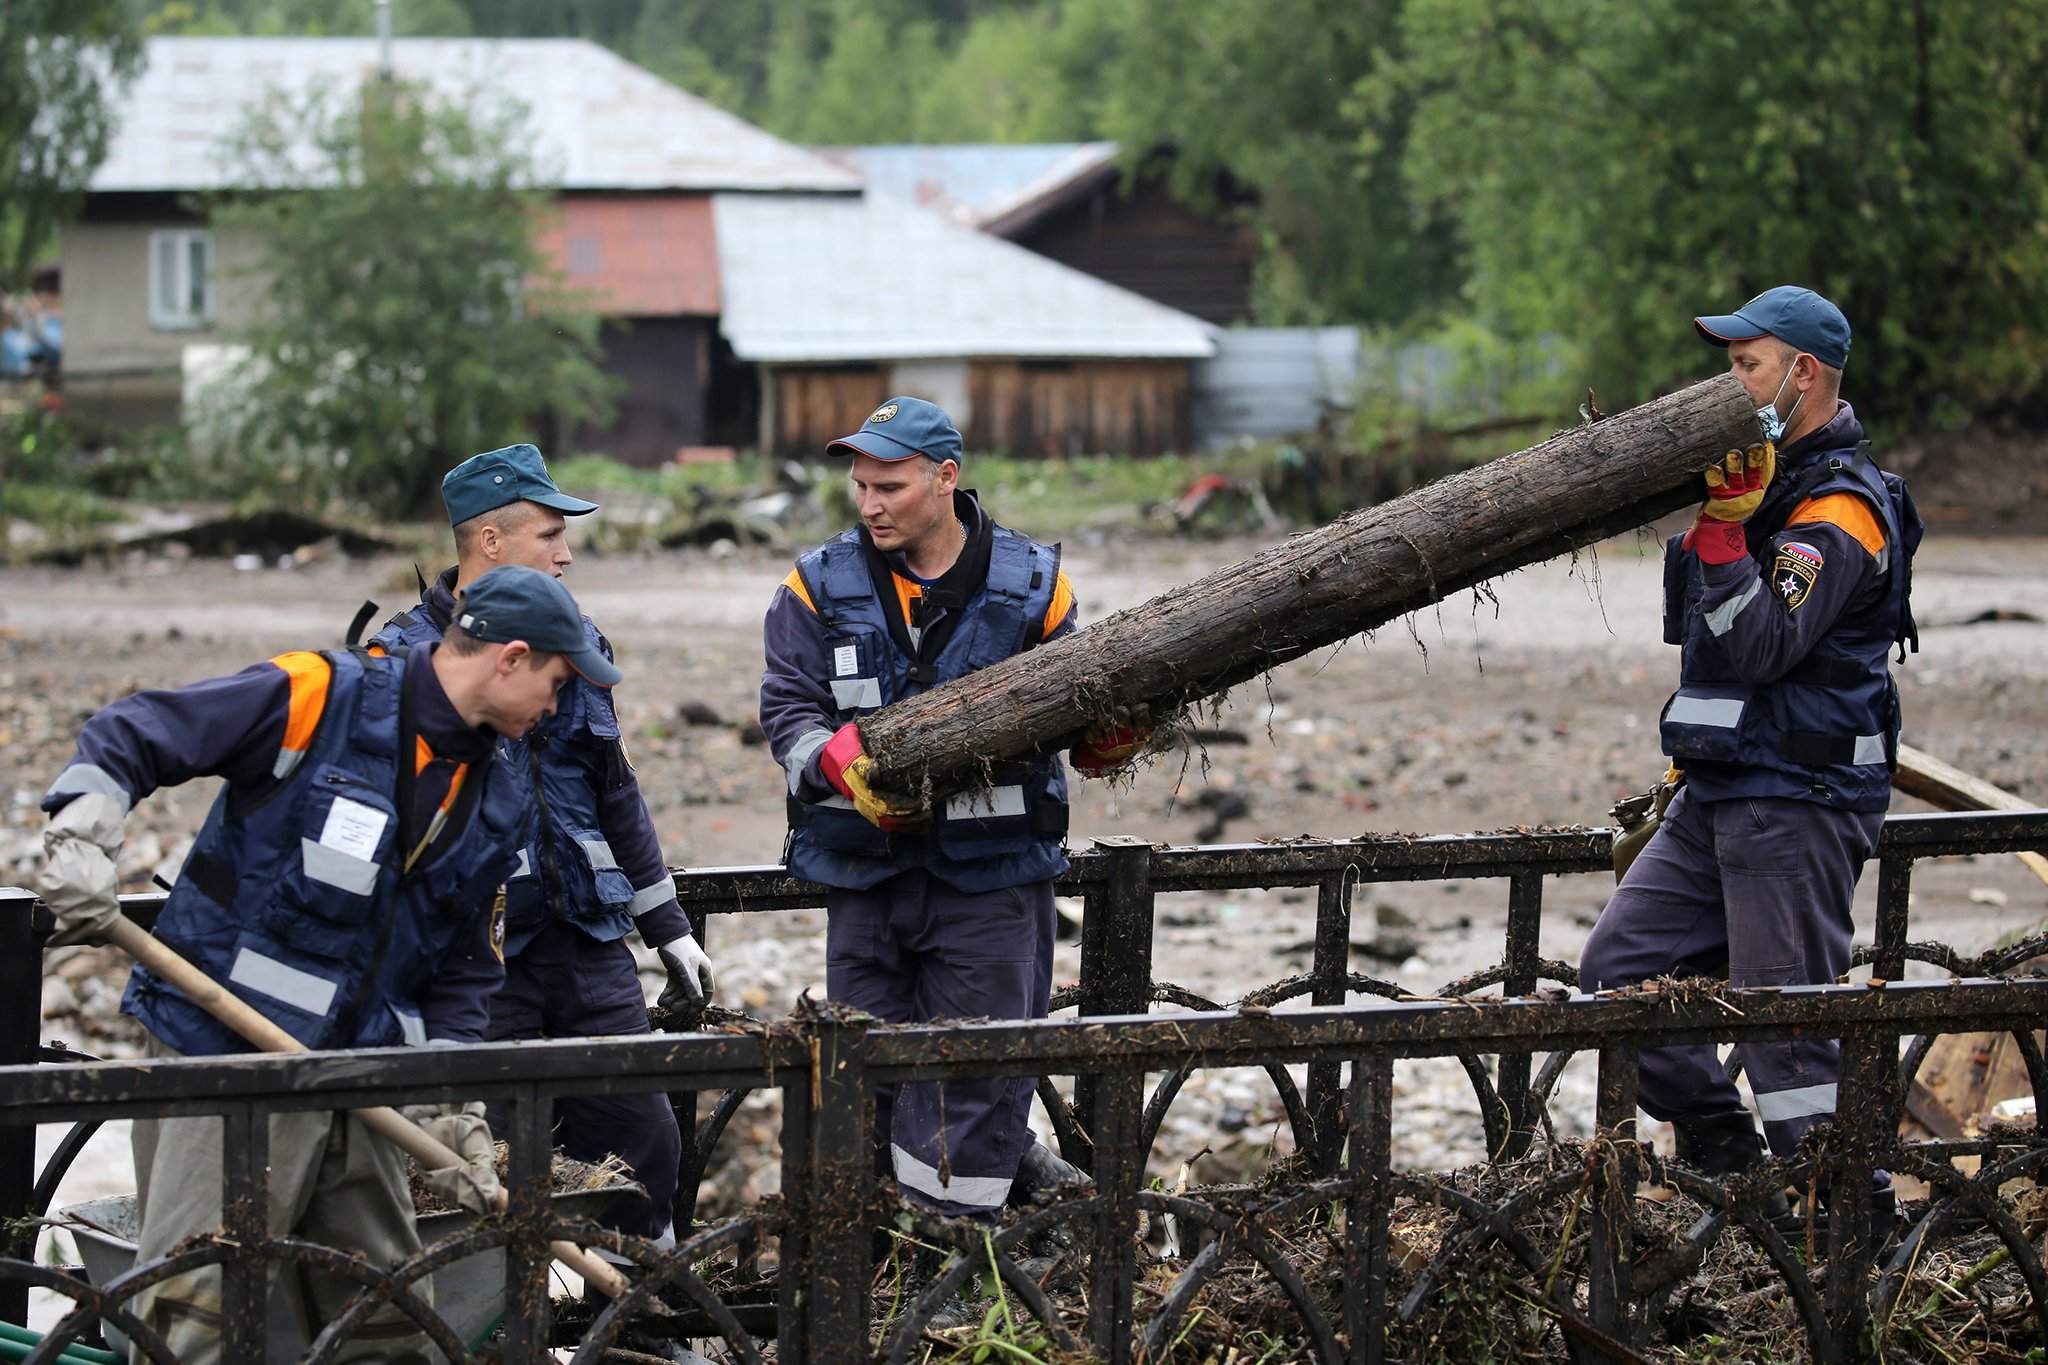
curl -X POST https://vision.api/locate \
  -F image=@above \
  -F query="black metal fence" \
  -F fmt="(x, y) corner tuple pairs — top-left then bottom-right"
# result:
(4, 807), (2046, 1362)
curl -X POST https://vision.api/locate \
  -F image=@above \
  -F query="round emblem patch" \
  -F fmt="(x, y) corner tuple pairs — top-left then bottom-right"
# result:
(869, 403), (899, 424)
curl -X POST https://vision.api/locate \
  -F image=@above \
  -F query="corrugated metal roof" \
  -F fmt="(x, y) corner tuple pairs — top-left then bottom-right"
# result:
(712, 191), (1215, 363)
(92, 37), (862, 194)
(810, 144), (1116, 225)
(534, 196), (719, 316)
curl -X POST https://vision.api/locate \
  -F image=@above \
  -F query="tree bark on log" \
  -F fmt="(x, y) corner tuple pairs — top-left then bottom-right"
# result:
(861, 372), (1761, 799)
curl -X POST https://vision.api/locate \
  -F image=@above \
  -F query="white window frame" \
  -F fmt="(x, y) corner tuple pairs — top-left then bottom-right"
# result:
(148, 228), (214, 330)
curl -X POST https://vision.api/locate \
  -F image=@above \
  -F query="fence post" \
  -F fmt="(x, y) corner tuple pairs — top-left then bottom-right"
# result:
(803, 1012), (872, 1359)
(1072, 837), (1154, 1174)
(776, 1055), (814, 1365)
(1306, 873), (1354, 1174)
(217, 1102), (270, 1361)
(1496, 872), (1543, 1159)
(668, 896), (709, 1238)
(498, 1085), (554, 1365)
(1587, 1042), (1639, 1341)
(1871, 855), (1911, 982)
(0, 888), (40, 1328)
(1823, 1027), (1894, 1349)
(1085, 1064), (1146, 1365)
(1344, 1052), (1394, 1365)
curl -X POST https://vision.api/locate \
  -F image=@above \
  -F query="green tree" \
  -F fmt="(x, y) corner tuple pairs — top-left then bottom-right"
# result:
(0, 0), (145, 290)
(1392, 0), (2048, 425)
(211, 78), (615, 517)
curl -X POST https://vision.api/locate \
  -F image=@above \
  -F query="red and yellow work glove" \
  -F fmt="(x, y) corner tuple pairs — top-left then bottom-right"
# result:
(1071, 702), (1154, 777)
(1681, 441), (1775, 565)
(818, 723), (927, 831)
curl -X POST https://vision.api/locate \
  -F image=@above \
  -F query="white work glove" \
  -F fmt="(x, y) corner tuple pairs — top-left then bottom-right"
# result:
(400, 1101), (501, 1215)
(656, 934), (716, 1013)
(34, 793), (127, 947)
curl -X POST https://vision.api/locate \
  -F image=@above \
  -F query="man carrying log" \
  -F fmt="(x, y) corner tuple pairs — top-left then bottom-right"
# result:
(1580, 287), (1921, 1221)
(362, 444), (714, 1252)
(33, 566), (608, 1361)
(760, 397), (1130, 1222)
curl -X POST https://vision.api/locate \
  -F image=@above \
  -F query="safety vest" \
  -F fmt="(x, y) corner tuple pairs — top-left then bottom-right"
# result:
(786, 526), (1071, 893)
(1658, 442), (1922, 812)
(368, 596), (637, 953)
(123, 649), (525, 1055)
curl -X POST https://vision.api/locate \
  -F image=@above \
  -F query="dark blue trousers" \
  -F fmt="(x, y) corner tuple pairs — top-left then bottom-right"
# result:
(826, 869), (1056, 1218)
(486, 921), (682, 1240)
(1580, 785), (1883, 1156)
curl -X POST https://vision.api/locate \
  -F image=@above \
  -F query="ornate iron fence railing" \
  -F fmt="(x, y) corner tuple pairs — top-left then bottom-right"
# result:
(2, 806), (2043, 1362)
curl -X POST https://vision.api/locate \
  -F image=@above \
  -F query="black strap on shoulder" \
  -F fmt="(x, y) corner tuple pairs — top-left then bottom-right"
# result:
(345, 600), (380, 649)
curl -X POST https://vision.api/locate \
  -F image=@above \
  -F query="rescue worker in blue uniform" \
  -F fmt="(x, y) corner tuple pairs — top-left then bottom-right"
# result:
(34, 566), (612, 1363)
(1580, 288), (1920, 1212)
(760, 397), (1139, 1220)
(361, 443), (714, 1249)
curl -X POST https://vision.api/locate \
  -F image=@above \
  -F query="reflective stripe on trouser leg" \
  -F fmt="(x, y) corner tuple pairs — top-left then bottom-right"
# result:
(891, 878), (1057, 1217)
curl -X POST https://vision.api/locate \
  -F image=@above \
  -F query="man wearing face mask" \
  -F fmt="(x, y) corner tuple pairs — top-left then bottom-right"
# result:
(1579, 287), (1921, 1221)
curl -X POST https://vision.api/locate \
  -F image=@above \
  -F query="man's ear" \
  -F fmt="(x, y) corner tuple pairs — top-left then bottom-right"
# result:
(934, 459), (960, 495)
(494, 640), (533, 676)
(477, 522), (500, 562)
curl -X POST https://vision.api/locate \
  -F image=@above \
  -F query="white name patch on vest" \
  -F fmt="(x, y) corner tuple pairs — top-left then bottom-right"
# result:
(320, 798), (389, 861)
(834, 644), (859, 677)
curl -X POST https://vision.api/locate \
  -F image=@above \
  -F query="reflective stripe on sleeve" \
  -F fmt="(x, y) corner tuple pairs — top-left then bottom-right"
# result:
(830, 678), (882, 710)
(891, 1143), (1011, 1210)
(628, 879), (676, 916)
(944, 785), (1027, 821)
(785, 728), (833, 795)
(300, 838), (380, 895)
(228, 947), (338, 1017)
(389, 1005), (427, 1047)
(1703, 579), (1762, 637)
(270, 651), (333, 783)
(47, 763), (133, 813)
(1666, 694), (1745, 728)
(1755, 1082), (1838, 1124)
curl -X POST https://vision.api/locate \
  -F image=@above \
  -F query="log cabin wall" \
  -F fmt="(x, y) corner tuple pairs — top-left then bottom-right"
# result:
(1003, 176), (1258, 327)
(770, 360), (1192, 457)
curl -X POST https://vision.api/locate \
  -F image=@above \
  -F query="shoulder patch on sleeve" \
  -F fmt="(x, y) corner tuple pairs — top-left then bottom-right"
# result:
(780, 567), (816, 612)
(1789, 493), (1886, 556)
(1771, 546), (1821, 612)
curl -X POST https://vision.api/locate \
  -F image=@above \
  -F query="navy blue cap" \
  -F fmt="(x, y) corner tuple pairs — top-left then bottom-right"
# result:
(452, 565), (620, 687)
(441, 444), (599, 527)
(1695, 286), (1851, 370)
(826, 396), (964, 466)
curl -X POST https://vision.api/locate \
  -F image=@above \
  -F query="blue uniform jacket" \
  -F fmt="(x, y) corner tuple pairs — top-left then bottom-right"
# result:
(369, 568), (691, 956)
(1659, 402), (1921, 810)
(760, 491), (1078, 892)
(44, 646), (516, 1048)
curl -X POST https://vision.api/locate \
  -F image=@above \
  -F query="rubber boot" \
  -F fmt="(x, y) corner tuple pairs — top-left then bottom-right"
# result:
(1672, 1113), (1792, 1220)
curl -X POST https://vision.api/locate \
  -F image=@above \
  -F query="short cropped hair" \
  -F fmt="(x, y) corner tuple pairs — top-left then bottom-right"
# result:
(452, 500), (544, 558)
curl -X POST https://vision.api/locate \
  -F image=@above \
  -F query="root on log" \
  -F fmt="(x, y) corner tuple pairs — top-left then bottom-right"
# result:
(861, 373), (1761, 798)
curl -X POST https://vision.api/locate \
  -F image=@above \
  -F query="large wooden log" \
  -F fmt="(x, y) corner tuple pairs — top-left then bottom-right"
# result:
(862, 373), (1760, 798)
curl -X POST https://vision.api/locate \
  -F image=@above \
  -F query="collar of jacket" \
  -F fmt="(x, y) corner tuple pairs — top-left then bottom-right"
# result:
(859, 488), (994, 608)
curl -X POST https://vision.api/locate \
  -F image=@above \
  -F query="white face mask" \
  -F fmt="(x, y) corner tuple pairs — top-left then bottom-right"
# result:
(1756, 357), (1805, 444)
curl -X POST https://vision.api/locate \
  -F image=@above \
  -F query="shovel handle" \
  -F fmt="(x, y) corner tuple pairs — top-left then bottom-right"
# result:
(104, 916), (631, 1300)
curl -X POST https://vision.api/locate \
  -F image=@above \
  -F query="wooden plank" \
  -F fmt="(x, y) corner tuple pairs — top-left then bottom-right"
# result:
(1894, 742), (2048, 886)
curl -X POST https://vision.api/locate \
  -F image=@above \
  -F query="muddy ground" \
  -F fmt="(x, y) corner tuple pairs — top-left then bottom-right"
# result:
(5, 520), (2047, 1251)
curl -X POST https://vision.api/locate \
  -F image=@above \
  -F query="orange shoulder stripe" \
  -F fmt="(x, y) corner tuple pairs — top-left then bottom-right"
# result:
(1787, 493), (1886, 556)
(780, 567), (816, 612)
(269, 651), (332, 774)
(1043, 570), (1075, 638)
